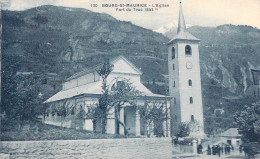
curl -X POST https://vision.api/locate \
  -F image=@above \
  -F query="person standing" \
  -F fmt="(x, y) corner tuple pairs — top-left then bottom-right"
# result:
(227, 145), (231, 155)
(217, 145), (221, 157)
(239, 145), (243, 154)
(207, 145), (211, 155)
(212, 145), (216, 155)
(197, 144), (203, 154)
(220, 145), (224, 154)
(225, 145), (228, 155)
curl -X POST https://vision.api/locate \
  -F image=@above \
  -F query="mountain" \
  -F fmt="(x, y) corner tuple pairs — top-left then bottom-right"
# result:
(2, 5), (168, 81)
(153, 21), (192, 34)
(153, 21), (178, 34)
(2, 5), (260, 134)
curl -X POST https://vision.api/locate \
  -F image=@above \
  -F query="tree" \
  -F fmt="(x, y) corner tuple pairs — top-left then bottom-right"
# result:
(109, 79), (141, 135)
(53, 99), (76, 128)
(96, 60), (114, 133)
(138, 99), (168, 137)
(3, 73), (44, 129)
(1, 55), (20, 118)
(16, 74), (41, 118)
(233, 102), (260, 143)
(176, 122), (190, 138)
(138, 100), (154, 137)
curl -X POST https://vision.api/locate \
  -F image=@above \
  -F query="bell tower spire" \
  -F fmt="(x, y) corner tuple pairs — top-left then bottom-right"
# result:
(168, 0), (205, 138)
(177, 0), (186, 33)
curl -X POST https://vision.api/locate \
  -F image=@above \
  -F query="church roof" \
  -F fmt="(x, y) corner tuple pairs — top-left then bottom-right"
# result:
(168, 2), (200, 44)
(177, 2), (186, 33)
(168, 31), (200, 44)
(45, 77), (168, 103)
(45, 55), (168, 103)
(66, 55), (142, 81)
(111, 55), (143, 74)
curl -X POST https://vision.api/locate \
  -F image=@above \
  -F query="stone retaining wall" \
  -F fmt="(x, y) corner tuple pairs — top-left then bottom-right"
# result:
(1, 138), (172, 159)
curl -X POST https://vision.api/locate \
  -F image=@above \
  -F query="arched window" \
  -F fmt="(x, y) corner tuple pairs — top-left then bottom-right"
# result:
(185, 45), (192, 55)
(173, 64), (175, 70)
(191, 115), (194, 122)
(175, 115), (177, 121)
(174, 97), (177, 104)
(172, 47), (175, 59)
(188, 80), (192, 86)
(173, 81), (175, 87)
(190, 97), (193, 104)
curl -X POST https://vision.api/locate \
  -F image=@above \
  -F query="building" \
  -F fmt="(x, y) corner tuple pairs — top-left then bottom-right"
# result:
(167, 1), (205, 138)
(219, 128), (242, 147)
(44, 56), (171, 137)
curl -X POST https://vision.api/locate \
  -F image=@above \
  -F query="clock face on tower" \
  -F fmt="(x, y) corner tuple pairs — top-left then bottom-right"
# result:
(186, 62), (193, 69)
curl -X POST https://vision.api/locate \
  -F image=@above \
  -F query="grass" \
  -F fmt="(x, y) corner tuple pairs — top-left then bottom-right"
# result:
(0, 118), (126, 141)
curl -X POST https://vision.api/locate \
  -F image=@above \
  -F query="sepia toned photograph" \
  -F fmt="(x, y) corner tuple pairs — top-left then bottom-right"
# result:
(0, 0), (260, 158)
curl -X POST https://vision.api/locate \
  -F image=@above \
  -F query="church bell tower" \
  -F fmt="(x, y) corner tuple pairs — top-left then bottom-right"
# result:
(168, 1), (204, 138)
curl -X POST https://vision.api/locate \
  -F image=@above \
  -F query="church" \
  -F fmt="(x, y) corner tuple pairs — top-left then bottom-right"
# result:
(44, 55), (171, 137)
(44, 1), (204, 138)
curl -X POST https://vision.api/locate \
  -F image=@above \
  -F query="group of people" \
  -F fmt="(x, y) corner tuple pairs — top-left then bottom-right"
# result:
(206, 144), (233, 156)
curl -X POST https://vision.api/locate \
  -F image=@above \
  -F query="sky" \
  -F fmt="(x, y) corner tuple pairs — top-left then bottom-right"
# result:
(2, 0), (260, 31)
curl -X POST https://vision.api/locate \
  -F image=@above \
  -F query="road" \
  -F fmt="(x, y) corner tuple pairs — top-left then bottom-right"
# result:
(172, 148), (247, 159)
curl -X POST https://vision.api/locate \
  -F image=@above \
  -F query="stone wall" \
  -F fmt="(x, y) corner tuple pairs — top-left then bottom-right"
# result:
(1, 138), (172, 159)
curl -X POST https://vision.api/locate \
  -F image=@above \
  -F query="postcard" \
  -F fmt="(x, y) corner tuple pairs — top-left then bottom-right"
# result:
(1, 0), (260, 158)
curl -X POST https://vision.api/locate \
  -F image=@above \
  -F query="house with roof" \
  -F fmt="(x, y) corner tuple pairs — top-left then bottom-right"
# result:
(219, 128), (242, 147)
(43, 56), (171, 137)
